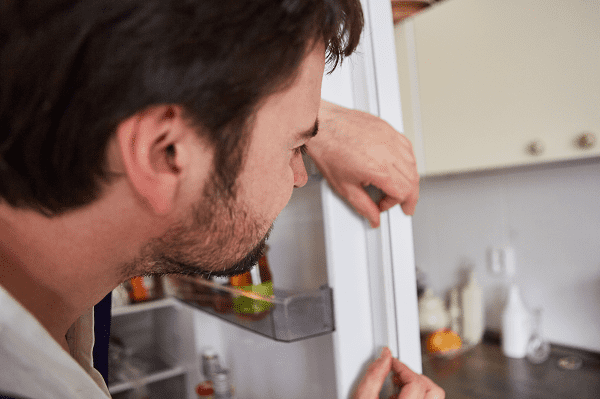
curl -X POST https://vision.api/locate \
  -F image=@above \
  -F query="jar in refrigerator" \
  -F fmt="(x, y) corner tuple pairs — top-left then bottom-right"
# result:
(196, 381), (214, 399)
(197, 348), (221, 399)
(211, 275), (233, 314)
(202, 347), (222, 381)
(213, 369), (235, 399)
(127, 275), (164, 302)
(176, 275), (214, 307)
(231, 252), (274, 321)
(111, 282), (130, 308)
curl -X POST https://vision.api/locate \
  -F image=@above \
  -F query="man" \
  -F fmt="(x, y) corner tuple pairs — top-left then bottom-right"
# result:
(0, 1), (442, 398)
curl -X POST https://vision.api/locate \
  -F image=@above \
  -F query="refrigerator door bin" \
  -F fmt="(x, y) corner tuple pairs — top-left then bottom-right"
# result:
(179, 284), (335, 343)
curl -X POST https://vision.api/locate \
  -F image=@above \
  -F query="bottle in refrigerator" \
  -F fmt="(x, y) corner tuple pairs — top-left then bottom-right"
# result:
(193, 275), (215, 307)
(127, 275), (164, 302)
(212, 275), (233, 314)
(196, 347), (221, 398)
(202, 347), (222, 381)
(128, 276), (150, 302)
(230, 251), (274, 320)
(213, 369), (235, 399)
(111, 282), (130, 308)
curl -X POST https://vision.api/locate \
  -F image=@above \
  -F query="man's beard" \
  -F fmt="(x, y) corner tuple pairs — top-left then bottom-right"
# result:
(125, 175), (274, 279)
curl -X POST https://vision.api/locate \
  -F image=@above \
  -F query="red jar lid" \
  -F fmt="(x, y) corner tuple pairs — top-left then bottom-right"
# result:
(196, 381), (214, 396)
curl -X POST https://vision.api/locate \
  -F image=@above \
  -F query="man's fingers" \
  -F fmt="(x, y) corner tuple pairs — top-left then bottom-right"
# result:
(341, 184), (382, 228)
(392, 359), (445, 399)
(374, 188), (418, 216)
(391, 358), (421, 386)
(369, 169), (419, 217)
(420, 375), (445, 399)
(354, 347), (393, 399)
(397, 382), (426, 399)
(378, 196), (398, 213)
(399, 191), (418, 216)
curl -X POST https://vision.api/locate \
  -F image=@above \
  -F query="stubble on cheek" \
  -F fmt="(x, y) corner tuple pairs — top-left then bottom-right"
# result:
(123, 184), (274, 279)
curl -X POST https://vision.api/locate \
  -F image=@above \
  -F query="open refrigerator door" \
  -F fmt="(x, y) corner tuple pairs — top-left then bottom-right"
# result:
(185, 1), (420, 397)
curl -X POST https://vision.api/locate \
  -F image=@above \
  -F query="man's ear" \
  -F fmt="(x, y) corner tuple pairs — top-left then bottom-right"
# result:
(116, 105), (192, 215)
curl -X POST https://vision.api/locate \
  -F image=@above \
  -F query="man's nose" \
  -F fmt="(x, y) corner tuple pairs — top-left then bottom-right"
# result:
(292, 154), (308, 188)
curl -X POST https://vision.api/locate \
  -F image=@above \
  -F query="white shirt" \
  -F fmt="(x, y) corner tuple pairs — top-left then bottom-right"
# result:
(0, 285), (111, 398)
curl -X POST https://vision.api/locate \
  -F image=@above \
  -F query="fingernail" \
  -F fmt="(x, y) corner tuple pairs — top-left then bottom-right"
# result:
(379, 347), (390, 358)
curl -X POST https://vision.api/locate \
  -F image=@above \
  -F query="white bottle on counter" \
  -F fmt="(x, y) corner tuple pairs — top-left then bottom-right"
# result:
(418, 289), (449, 333)
(448, 287), (461, 335)
(502, 283), (531, 358)
(460, 270), (484, 345)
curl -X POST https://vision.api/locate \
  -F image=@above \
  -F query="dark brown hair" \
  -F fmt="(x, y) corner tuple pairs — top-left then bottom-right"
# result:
(0, 0), (363, 215)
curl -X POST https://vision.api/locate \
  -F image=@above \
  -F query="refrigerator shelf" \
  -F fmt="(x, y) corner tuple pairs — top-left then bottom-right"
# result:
(107, 340), (186, 395)
(109, 371), (187, 399)
(108, 364), (186, 395)
(180, 285), (335, 342)
(111, 297), (178, 317)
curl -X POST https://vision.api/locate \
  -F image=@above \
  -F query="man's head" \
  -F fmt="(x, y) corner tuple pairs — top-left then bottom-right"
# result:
(126, 42), (328, 278)
(0, 0), (363, 278)
(0, 0), (362, 214)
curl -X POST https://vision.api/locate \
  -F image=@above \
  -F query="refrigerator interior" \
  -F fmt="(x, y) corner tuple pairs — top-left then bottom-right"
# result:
(189, 175), (338, 399)
(107, 2), (424, 398)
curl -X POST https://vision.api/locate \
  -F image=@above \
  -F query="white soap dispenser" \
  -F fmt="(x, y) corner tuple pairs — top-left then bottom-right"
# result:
(502, 283), (531, 358)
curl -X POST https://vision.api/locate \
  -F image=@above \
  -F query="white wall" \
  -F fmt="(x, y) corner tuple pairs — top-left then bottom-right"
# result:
(411, 158), (600, 353)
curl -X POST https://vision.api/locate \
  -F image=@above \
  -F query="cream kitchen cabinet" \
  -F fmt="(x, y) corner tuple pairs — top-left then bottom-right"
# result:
(394, 0), (600, 176)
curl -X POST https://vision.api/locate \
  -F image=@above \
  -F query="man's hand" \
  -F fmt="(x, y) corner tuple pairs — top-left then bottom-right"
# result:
(307, 100), (419, 228)
(389, 358), (445, 399)
(354, 348), (445, 399)
(354, 348), (394, 399)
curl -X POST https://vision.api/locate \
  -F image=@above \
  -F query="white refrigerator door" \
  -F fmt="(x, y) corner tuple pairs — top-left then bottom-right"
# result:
(189, 1), (421, 397)
(320, 0), (421, 398)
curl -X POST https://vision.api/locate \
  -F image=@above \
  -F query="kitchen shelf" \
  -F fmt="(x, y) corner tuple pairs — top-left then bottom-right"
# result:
(180, 285), (335, 342)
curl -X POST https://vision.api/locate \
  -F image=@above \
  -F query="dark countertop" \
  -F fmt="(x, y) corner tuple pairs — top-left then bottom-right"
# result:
(421, 332), (600, 399)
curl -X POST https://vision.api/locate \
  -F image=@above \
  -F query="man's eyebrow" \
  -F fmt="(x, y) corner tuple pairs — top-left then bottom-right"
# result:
(296, 119), (319, 141)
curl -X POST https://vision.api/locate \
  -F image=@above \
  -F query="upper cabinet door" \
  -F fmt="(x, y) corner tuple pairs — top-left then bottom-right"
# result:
(394, 0), (600, 176)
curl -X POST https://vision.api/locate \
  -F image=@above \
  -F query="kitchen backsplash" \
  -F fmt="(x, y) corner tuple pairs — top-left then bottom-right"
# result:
(411, 157), (600, 353)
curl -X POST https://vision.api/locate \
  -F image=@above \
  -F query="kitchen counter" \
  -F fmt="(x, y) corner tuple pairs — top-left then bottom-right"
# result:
(421, 332), (600, 399)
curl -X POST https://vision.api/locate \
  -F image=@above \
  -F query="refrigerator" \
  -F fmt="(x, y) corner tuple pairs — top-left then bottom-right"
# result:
(185, 1), (422, 398)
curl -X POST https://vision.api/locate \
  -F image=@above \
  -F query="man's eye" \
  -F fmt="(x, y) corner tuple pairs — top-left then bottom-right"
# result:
(294, 144), (308, 156)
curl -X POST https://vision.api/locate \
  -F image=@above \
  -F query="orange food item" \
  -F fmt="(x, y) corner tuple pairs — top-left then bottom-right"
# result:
(230, 272), (252, 287)
(426, 329), (462, 354)
(129, 276), (149, 302)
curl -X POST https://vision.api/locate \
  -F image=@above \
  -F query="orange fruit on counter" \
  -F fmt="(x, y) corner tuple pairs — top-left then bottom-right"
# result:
(426, 329), (462, 354)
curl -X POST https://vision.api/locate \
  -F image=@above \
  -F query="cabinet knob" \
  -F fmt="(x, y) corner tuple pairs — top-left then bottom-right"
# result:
(575, 132), (596, 150)
(526, 140), (544, 156)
